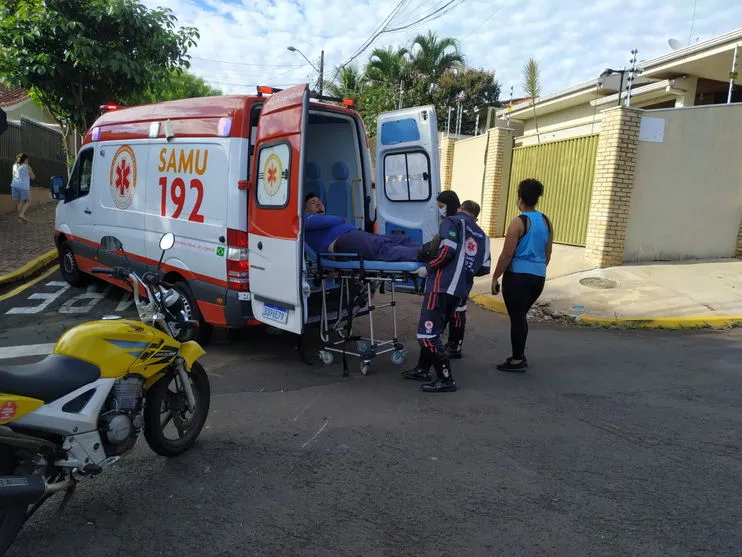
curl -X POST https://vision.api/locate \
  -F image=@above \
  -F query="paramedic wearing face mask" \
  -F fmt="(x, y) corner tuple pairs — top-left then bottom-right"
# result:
(403, 200), (491, 393)
(435, 191), (469, 359)
(303, 193), (423, 262)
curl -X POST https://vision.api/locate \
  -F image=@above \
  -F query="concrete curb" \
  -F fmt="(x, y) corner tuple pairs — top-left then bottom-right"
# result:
(576, 315), (742, 330)
(470, 294), (742, 330)
(470, 294), (507, 314)
(0, 248), (58, 287)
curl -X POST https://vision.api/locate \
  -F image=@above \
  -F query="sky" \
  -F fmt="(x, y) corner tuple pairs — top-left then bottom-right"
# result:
(140, 0), (742, 101)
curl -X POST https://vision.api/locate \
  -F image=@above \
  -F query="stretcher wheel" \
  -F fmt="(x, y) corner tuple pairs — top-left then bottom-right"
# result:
(360, 361), (371, 376)
(391, 349), (407, 365)
(319, 350), (334, 365)
(357, 340), (372, 355)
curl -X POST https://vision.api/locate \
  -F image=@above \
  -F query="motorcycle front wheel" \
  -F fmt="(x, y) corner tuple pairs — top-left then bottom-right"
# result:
(144, 361), (211, 458)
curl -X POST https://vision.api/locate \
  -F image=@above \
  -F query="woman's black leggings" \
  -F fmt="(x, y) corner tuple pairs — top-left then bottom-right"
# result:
(502, 271), (546, 360)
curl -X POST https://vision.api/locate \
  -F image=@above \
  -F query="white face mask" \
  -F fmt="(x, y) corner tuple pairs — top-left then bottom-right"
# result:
(439, 206), (447, 218)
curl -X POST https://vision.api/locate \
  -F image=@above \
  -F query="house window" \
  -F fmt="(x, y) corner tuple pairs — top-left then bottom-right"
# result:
(383, 152), (431, 202)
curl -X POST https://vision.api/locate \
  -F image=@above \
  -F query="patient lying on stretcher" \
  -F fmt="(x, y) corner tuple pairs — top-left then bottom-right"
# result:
(303, 193), (429, 262)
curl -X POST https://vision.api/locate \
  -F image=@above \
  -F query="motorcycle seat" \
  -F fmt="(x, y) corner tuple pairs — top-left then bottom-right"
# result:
(0, 354), (101, 403)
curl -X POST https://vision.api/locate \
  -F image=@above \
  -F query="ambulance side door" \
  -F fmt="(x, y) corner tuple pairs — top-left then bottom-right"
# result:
(375, 106), (441, 244)
(248, 85), (309, 334)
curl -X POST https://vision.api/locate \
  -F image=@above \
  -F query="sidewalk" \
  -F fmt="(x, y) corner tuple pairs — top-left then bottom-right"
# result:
(471, 238), (742, 329)
(0, 202), (58, 285)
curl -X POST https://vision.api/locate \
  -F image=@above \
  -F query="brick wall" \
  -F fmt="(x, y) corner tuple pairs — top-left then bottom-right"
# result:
(584, 107), (642, 267)
(439, 135), (455, 191)
(479, 127), (513, 237)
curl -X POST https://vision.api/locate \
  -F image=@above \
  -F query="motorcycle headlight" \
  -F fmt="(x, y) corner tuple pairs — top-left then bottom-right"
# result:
(158, 288), (180, 308)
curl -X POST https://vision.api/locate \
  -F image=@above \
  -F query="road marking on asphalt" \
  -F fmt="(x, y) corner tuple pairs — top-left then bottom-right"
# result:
(301, 420), (329, 449)
(0, 265), (59, 303)
(0, 343), (56, 360)
(5, 281), (70, 314)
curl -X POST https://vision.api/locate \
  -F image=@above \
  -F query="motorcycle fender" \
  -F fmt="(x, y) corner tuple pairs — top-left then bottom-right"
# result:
(0, 395), (44, 425)
(180, 341), (206, 371)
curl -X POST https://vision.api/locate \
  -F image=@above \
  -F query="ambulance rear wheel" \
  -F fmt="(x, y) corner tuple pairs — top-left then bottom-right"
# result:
(170, 281), (213, 346)
(58, 241), (88, 287)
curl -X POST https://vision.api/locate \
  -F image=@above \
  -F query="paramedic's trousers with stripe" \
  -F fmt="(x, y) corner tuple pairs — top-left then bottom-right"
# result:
(416, 292), (461, 381)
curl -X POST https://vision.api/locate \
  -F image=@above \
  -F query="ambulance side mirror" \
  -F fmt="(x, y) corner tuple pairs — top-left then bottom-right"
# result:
(159, 232), (175, 251)
(50, 176), (67, 200)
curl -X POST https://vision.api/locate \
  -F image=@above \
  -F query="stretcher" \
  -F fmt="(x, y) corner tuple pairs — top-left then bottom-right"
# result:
(305, 245), (425, 377)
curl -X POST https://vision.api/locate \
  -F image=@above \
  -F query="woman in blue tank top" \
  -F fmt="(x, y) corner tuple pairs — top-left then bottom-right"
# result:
(490, 179), (553, 372)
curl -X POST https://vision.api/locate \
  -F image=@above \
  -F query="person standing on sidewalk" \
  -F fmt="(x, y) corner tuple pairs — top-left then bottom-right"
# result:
(403, 200), (490, 393)
(491, 179), (553, 372)
(10, 153), (34, 223)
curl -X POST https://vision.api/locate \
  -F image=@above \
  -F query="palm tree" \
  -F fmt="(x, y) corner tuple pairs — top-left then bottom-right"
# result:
(522, 58), (542, 144)
(408, 31), (464, 80)
(366, 46), (410, 87)
(325, 64), (366, 99)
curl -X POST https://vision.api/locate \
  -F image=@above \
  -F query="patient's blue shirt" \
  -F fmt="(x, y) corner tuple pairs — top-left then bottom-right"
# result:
(304, 213), (356, 254)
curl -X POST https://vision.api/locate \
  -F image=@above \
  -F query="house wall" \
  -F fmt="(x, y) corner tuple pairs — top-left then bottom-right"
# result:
(5, 99), (58, 127)
(449, 134), (487, 205)
(623, 104), (742, 262)
(515, 91), (684, 147)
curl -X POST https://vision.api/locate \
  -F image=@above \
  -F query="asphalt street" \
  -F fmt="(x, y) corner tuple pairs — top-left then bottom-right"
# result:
(1, 267), (741, 556)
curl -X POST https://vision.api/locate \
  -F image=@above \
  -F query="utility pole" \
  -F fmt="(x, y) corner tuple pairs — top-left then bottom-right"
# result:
(398, 79), (404, 109)
(318, 50), (324, 97)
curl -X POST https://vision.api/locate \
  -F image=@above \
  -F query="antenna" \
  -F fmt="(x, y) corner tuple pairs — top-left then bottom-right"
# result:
(668, 38), (684, 50)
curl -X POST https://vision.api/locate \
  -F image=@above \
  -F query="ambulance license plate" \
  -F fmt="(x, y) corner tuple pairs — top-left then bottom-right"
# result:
(262, 303), (288, 324)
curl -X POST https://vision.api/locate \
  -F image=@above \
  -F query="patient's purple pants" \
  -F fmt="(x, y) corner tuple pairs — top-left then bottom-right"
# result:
(334, 230), (420, 262)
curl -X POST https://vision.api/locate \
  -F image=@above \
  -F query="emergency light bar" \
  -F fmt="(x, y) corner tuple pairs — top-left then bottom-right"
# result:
(256, 85), (357, 107)
(99, 103), (123, 113)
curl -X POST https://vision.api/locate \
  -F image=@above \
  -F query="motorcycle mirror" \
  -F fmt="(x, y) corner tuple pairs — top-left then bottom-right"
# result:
(100, 236), (123, 252)
(159, 232), (175, 251)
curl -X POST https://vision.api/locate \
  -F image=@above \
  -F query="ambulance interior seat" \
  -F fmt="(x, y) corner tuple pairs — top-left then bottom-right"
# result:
(325, 162), (352, 222)
(304, 162), (326, 204)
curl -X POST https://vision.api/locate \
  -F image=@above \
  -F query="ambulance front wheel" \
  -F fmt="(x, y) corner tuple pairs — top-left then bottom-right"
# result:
(59, 241), (88, 287)
(170, 281), (213, 346)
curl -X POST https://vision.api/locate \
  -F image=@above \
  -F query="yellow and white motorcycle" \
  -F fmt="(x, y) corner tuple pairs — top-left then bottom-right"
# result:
(0, 233), (210, 555)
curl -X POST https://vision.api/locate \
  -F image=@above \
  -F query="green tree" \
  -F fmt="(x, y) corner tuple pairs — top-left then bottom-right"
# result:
(356, 83), (397, 137)
(522, 58), (542, 143)
(433, 68), (501, 133)
(124, 69), (221, 106)
(408, 31), (464, 81)
(324, 65), (367, 100)
(0, 0), (199, 136)
(366, 46), (410, 88)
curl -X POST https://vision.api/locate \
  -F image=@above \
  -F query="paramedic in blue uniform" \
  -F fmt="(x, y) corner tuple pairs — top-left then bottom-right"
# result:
(435, 190), (470, 360)
(403, 200), (491, 393)
(303, 193), (422, 262)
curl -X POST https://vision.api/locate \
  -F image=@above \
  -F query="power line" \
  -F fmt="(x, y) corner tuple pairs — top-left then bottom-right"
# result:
(688, 0), (697, 45)
(329, 0), (411, 84)
(190, 56), (297, 68)
(385, 0), (467, 33)
(461, 0), (510, 40)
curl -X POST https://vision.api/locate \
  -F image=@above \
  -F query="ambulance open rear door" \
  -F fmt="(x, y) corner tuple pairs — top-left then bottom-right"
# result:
(248, 84), (309, 334)
(375, 106), (441, 245)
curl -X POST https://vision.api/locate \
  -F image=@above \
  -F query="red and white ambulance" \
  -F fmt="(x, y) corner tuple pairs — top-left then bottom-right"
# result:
(52, 84), (441, 339)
